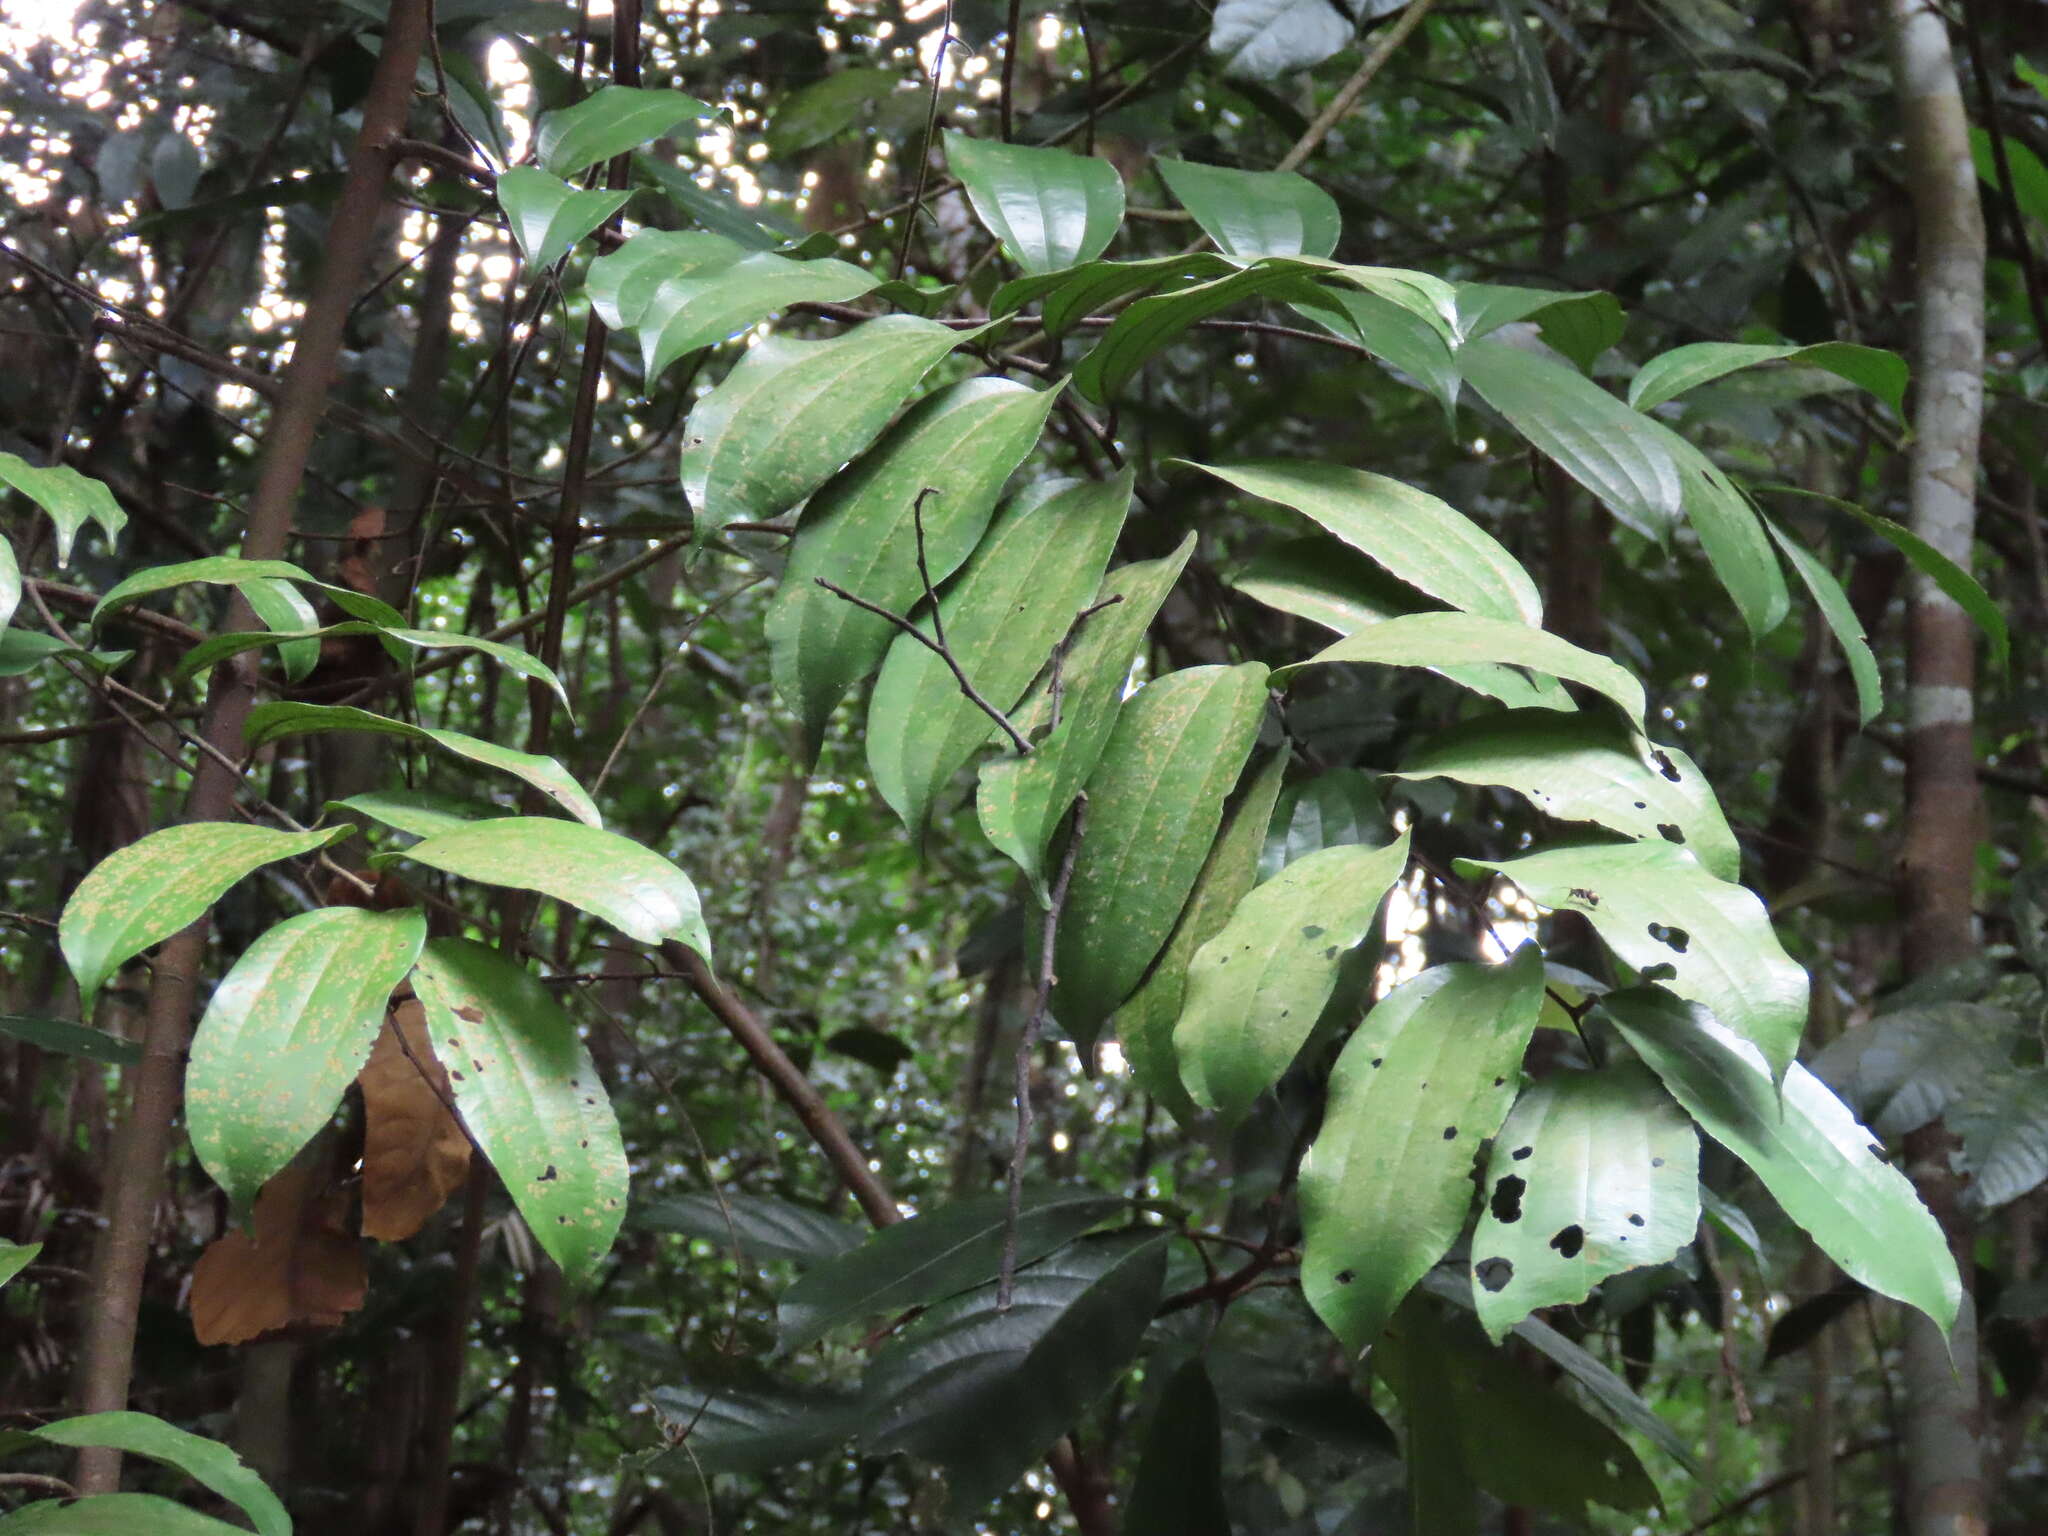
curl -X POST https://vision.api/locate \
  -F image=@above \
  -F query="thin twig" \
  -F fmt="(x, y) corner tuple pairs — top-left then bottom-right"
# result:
(896, 0), (955, 281)
(1275, 0), (1442, 174)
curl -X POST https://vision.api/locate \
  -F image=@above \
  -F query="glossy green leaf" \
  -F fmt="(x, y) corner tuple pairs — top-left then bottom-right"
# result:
(173, 621), (570, 713)
(1300, 947), (1546, 1351)
(187, 907), (425, 1208)
(977, 536), (1191, 898)
(634, 153), (791, 250)
(633, 1192), (861, 1266)
(867, 473), (1129, 834)
(992, 252), (1231, 335)
(1629, 340), (1907, 414)
(585, 229), (741, 330)
(388, 819), (710, 963)
(944, 131), (1124, 275)
(1395, 710), (1741, 881)
(60, 822), (350, 1007)
(0, 630), (130, 678)
(1054, 663), (1270, 1051)
(1157, 156), (1339, 260)
(1183, 459), (1543, 624)
(245, 701), (600, 828)
(0, 1494), (257, 1535)
(1673, 447), (1790, 641)
(1462, 843), (1807, 1078)
(1604, 988), (1961, 1335)
(1453, 282), (1626, 372)
(240, 576), (319, 684)
(862, 1232), (1168, 1511)
(1073, 260), (1328, 402)
(768, 377), (1057, 747)
(0, 1013), (139, 1065)
(30, 1411), (289, 1536)
(92, 555), (406, 630)
(1282, 612), (1646, 730)
(1261, 768), (1385, 878)
(496, 165), (629, 271)
(535, 84), (716, 176)
(1469, 1063), (1700, 1339)
(0, 452), (125, 564)
(634, 247), (881, 379)
(681, 315), (969, 542)
(1769, 521), (1882, 723)
(0, 1239), (40, 1289)
(411, 938), (630, 1287)
(765, 66), (901, 156)
(645, 1381), (862, 1475)
(327, 789), (503, 840)
(1293, 283), (1461, 417)
(1125, 1358), (1232, 1536)
(1176, 833), (1411, 1125)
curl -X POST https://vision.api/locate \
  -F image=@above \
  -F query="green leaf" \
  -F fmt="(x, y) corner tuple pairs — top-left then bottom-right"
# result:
(92, 555), (405, 630)
(1768, 521), (1882, 723)
(496, 165), (629, 271)
(186, 907), (426, 1208)
(0, 1240), (40, 1289)
(173, 622), (571, 713)
(240, 576), (319, 685)
(1604, 988), (1961, 1335)
(992, 252), (1232, 336)
(535, 84), (716, 176)
(60, 823), (350, 1007)
(0, 1014), (139, 1065)
(1808, 1002), (2020, 1139)
(1157, 156), (1339, 260)
(1073, 260), (1326, 403)
(1394, 709), (1741, 881)
(0, 536), (17, 631)
(681, 315), (970, 543)
(1952, 1068), (2048, 1211)
(635, 153), (793, 249)
(1176, 833), (1411, 1125)
(1300, 947), (1546, 1352)
(1261, 768), (1386, 878)
(1182, 460), (1543, 624)
(1461, 843), (1808, 1078)
(1672, 447), (1790, 642)
(768, 377), (1057, 747)
(327, 788), (503, 840)
(1124, 1358), (1232, 1536)
(0, 1494), (259, 1535)
(387, 819), (710, 962)
(1281, 612), (1646, 731)
(1629, 340), (1907, 414)
(866, 473), (1129, 834)
(862, 1231), (1168, 1511)
(778, 1187), (1124, 1349)
(244, 702), (601, 828)
(632, 1192), (861, 1266)
(1054, 663), (1270, 1052)
(943, 131), (1125, 275)
(645, 1381), (862, 1475)
(585, 230), (741, 330)
(30, 1411), (289, 1536)
(1971, 125), (2048, 227)
(1453, 283), (1626, 372)
(632, 247), (881, 380)
(0, 630), (130, 678)
(765, 67), (902, 157)
(1469, 1063), (1700, 1339)
(410, 938), (631, 1287)
(1211, 0), (1360, 79)
(0, 453), (125, 564)
(1292, 283), (1461, 417)
(978, 537), (1193, 898)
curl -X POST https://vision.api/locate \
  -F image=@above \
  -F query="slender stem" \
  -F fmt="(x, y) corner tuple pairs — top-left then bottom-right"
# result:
(895, 0), (954, 281)
(1275, 0), (1441, 174)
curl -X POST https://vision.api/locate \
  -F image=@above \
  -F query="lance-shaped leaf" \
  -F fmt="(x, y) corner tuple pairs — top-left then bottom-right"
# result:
(992, 251), (1232, 335)
(1176, 833), (1412, 1125)
(867, 473), (1129, 834)
(633, 247), (881, 379)
(1395, 710), (1741, 881)
(411, 938), (630, 1287)
(1769, 521), (1882, 723)
(173, 621), (571, 713)
(29, 1412), (289, 1536)
(0, 1239), (38, 1289)
(497, 166), (628, 272)
(0, 1013), (139, 1065)
(645, 1381), (863, 1475)
(388, 819), (710, 963)
(246, 701), (601, 828)
(1604, 988), (1961, 1335)
(92, 555), (406, 630)
(1054, 663), (1270, 1052)
(186, 906), (426, 1208)
(328, 789), (503, 840)
(1469, 1063), (1700, 1340)
(1295, 282), (1462, 418)
(1453, 282), (1626, 372)
(1158, 156), (1340, 260)
(1300, 946), (1546, 1352)
(1673, 446), (1789, 642)
(2, 1494), (258, 1534)
(1073, 259), (1330, 402)
(1629, 340), (1907, 415)
(0, 631), (130, 678)
(1462, 843), (1807, 1078)
(1125, 1358), (1232, 1536)
(768, 377), (1057, 748)
(1281, 612), (1646, 730)
(944, 131), (1124, 274)
(765, 65), (901, 156)
(681, 315), (969, 542)
(241, 576), (319, 683)
(862, 1232), (1169, 1512)
(0, 451), (125, 563)
(1261, 767), (1386, 877)
(535, 84), (715, 176)
(586, 229), (741, 330)
(977, 536), (1192, 898)
(777, 1186), (1124, 1349)
(60, 822), (351, 1007)
(1118, 751), (1287, 1121)
(1183, 460), (1543, 624)
(634, 1192), (861, 1267)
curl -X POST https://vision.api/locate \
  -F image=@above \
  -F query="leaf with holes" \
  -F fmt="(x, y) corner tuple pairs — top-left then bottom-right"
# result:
(410, 938), (629, 1287)
(1176, 833), (1411, 1126)
(1300, 946), (1546, 1352)
(187, 906), (426, 1208)
(60, 823), (351, 1007)
(1158, 156), (1340, 260)
(497, 166), (629, 271)
(0, 452), (125, 564)
(535, 84), (716, 176)
(1630, 340), (1906, 414)
(634, 1192), (861, 1267)
(944, 131), (1124, 275)
(633, 247), (881, 380)
(30, 1412), (289, 1536)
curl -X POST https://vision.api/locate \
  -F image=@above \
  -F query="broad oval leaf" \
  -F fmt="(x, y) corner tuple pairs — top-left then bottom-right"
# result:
(1629, 340), (1907, 415)
(944, 131), (1125, 275)
(585, 229), (741, 330)
(187, 906), (427, 1208)
(1054, 663), (1270, 1052)
(535, 84), (716, 177)
(1604, 988), (1961, 1335)
(389, 819), (710, 962)
(1176, 833), (1412, 1126)
(30, 1411), (289, 1536)
(1, 1494), (259, 1535)
(1469, 1063), (1700, 1340)
(60, 822), (351, 1006)
(1300, 946), (1546, 1352)
(496, 165), (629, 271)
(634, 247), (881, 380)
(411, 937), (630, 1287)
(0, 451), (126, 564)
(633, 1192), (861, 1267)
(1157, 156), (1340, 260)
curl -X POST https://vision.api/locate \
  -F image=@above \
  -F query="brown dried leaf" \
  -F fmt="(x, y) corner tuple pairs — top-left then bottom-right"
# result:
(190, 1164), (366, 1346)
(357, 1000), (471, 1241)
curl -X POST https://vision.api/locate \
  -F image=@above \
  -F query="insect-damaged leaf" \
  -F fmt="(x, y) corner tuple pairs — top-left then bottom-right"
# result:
(944, 130), (1125, 274)
(190, 1163), (367, 1347)
(411, 939), (629, 1287)
(357, 999), (471, 1241)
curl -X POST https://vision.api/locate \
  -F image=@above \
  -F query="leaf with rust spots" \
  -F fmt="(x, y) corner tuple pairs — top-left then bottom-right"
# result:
(190, 1165), (366, 1347)
(357, 1000), (471, 1242)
